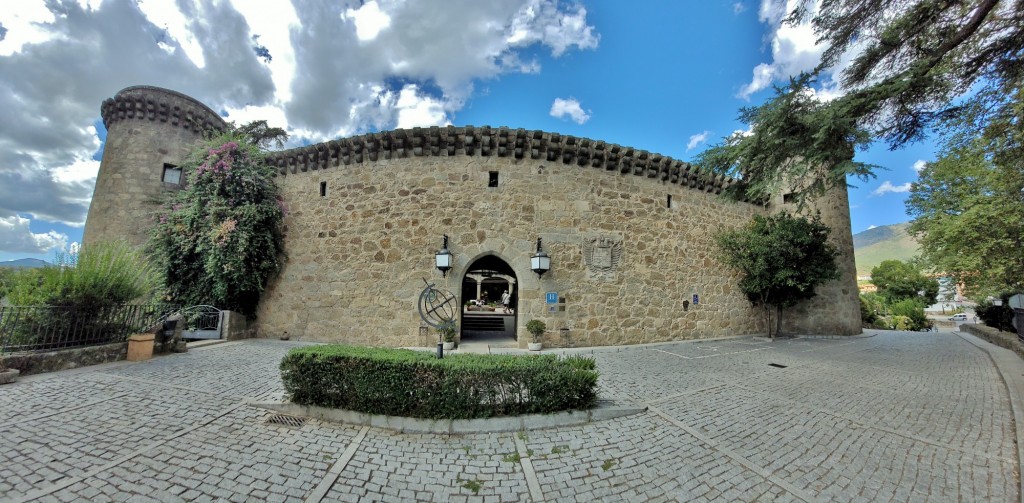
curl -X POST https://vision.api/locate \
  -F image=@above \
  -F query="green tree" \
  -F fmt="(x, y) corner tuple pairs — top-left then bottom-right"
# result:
(697, 0), (1024, 205)
(870, 260), (939, 305)
(0, 268), (14, 301)
(906, 125), (1024, 296)
(717, 212), (840, 338)
(150, 125), (286, 316)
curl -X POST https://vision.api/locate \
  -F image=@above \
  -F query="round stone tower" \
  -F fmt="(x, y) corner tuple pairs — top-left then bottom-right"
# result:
(776, 183), (862, 335)
(83, 86), (227, 248)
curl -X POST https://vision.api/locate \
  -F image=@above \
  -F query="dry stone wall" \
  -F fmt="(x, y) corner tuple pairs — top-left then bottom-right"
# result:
(257, 135), (774, 348)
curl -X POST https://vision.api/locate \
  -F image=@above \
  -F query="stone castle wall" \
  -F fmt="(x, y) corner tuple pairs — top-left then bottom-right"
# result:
(84, 86), (862, 348)
(83, 86), (226, 247)
(258, 144), (770, 347)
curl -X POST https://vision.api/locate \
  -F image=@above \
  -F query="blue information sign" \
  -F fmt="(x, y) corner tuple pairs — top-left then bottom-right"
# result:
(692, 294), (699, 305)
(546, 292), (559, 304)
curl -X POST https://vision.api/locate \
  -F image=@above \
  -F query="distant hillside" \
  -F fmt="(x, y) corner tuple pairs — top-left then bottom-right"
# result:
(853, 223), (920, 277)
(0, 258), (50, 269)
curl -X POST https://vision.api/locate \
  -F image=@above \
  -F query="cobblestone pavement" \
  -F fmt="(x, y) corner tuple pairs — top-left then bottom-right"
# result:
(0, 331), (1019, 502)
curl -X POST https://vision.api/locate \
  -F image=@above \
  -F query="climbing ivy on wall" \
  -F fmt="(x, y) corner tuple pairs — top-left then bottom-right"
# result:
(150, 128), (286, 316)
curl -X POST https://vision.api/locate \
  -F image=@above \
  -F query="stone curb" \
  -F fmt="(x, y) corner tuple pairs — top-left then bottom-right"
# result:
(248, 401), (647, 434)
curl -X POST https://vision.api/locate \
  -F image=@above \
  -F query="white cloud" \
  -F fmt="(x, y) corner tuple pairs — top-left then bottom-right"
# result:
(867, 224), (877, 230)
(687, 130), (712, 151)
(734, 2), (747, 14)
(0, 215), (68, 254)
(732, 125), (755, 138)
(0, 2), (56, 57)
(738, 0), (857, 100)
(872, 181), (912, 195)
(506, 1), (599, 57)
(394, 85), (450, 129)
(136, 0), (207, 68)
(549, 97), (591, 124)
(343, 1), (392, 42)
(912, 160), (927, 173)
(0, 1), (600, 254)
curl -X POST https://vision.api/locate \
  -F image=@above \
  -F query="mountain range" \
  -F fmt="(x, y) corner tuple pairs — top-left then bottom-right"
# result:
(0, 258), (51, 269)
(852, 222), (920, 277)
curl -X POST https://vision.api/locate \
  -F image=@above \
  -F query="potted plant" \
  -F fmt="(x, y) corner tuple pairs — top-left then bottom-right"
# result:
(438, 322), (457, 351)
(526, 319), (545, 351)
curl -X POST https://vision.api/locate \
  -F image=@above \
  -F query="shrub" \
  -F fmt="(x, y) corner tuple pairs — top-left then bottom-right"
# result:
(526, 320), (546, 343)
(436, 321), (456, 343)
(859, 293), (880, 324)
(976, 294), (1020, 332)
(150, 133), (285, 316)
(888, 298), (930, 331)
(279, 345), (599, 419)
(6, 241), (156, 308)
(2, 242), (160, 351)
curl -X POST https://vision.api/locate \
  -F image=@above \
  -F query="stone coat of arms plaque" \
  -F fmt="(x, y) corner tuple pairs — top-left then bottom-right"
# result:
(582, 235), (623, 280)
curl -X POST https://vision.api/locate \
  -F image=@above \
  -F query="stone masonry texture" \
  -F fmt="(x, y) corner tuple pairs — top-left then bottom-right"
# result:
(83, 86), (861, 349)
(0, 331), (1018, 502)
(83, 86), (227, 248)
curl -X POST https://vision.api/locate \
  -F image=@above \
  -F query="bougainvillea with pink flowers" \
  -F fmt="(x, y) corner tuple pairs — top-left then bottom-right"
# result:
(150, 129), (286, 316)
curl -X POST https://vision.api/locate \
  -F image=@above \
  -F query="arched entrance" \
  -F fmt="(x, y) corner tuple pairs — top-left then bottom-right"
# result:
(460, 255), (517, 347)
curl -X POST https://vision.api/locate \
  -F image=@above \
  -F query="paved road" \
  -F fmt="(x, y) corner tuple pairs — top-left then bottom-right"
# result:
(0, 331), (1019, 502)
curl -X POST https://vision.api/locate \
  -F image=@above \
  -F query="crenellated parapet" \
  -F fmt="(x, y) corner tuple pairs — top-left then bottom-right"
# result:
(265, 126), (750, 200)
(100, 85), (228, 134)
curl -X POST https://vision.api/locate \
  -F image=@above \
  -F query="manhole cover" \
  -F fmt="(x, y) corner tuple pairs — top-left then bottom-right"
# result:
(265, 414), (308, 428)
(768, 363), (787, 368)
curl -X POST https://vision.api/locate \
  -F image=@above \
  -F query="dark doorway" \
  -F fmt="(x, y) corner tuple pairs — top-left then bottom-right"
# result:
(460, 255), (518, 346)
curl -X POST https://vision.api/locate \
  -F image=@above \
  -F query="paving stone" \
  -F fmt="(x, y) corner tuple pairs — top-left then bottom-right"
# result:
(0, 334), (1018, 502)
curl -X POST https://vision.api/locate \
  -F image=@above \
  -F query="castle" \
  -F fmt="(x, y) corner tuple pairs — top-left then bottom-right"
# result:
(84, 86), (861, 348)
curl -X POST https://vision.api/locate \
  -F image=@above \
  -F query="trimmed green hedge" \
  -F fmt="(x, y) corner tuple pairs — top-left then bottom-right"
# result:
(279, 346), (599, 419)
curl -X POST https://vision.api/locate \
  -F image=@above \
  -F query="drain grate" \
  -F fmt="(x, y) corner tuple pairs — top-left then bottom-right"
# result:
(768, 363), (787, 368)
(265, 414), (308, 428)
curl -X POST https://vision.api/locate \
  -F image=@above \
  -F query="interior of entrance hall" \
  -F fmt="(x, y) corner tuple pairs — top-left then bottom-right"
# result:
(460, 255), (517, 343)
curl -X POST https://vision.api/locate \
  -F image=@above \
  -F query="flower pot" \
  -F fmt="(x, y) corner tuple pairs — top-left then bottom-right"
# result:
(443, 341), (455, 351)
(528, 342), (543, 351)
(126, 333), (155, 362)
(0, 368), (19, 385)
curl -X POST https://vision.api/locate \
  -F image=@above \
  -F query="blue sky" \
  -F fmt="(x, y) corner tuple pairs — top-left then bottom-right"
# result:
(0, 0), (935, 263)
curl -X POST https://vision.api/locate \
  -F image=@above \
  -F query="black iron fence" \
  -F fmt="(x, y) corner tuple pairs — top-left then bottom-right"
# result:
(0, 304), (176, 354)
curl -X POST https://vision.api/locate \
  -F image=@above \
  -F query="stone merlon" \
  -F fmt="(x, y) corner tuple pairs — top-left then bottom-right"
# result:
(264, 127), (748, 201)
(100, 85), (228, 134)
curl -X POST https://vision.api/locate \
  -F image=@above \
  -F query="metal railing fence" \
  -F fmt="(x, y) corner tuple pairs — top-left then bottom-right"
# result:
(0, 304), (177, 354)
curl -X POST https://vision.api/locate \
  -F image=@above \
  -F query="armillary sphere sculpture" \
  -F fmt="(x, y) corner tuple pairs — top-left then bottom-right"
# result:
(417, 278), (458, 357)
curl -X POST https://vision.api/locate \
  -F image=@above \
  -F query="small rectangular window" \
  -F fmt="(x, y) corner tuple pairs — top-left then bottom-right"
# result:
(667, 194), (672, 208)
(320, 181), (327, 197)
(783, 192), (797, 204)
(488, 171), (499, 187)
(162, 163), (182, 185)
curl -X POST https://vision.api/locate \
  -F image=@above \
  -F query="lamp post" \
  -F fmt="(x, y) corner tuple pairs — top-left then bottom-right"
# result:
(435, 235), (452, 277)
(531, 237), (550, 278)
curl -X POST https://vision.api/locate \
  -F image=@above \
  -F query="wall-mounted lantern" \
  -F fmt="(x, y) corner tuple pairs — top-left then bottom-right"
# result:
(531, 237), (550, 278)
(435, 234), (453, 277)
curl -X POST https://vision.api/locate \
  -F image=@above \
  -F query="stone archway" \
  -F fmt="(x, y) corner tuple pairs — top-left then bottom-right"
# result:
(460, 255), (518, 346)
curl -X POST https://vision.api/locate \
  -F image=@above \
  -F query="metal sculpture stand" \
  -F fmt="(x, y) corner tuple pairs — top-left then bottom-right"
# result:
(417, 278), (458, 358)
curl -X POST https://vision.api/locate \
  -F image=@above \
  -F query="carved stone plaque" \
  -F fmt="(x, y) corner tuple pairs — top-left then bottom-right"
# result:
(582, 235), (623, 280)
(592, 246), (612, 269)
